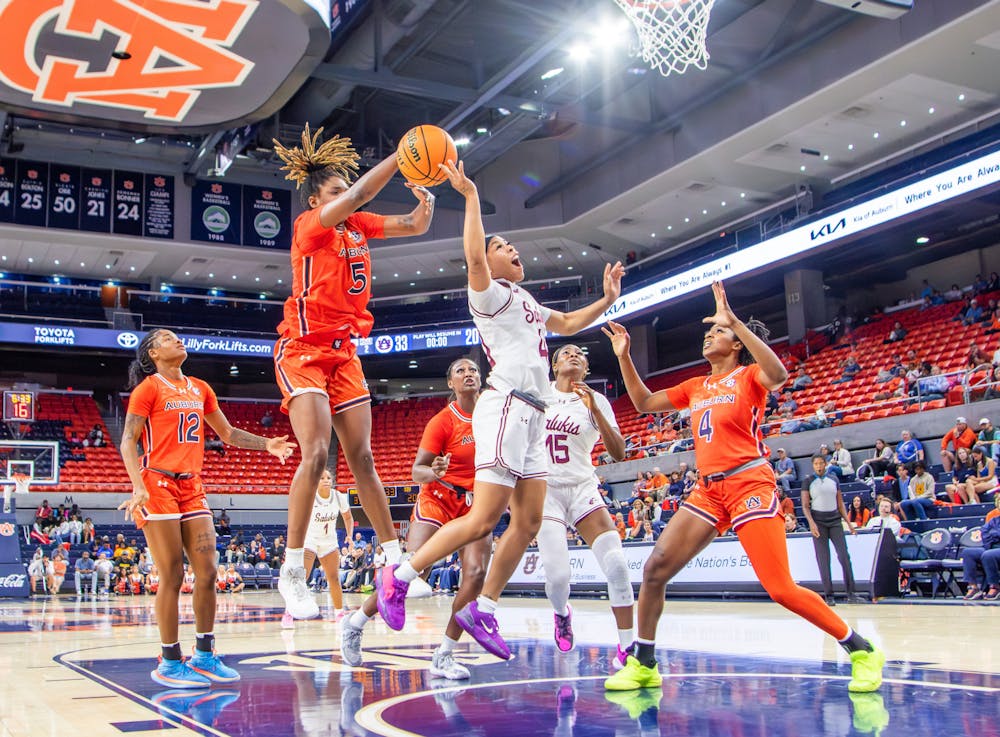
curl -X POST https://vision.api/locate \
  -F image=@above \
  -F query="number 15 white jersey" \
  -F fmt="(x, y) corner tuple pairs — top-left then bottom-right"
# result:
(544, 385), (618, 486)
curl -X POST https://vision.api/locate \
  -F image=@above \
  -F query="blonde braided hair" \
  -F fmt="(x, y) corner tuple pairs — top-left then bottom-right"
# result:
(272, 124), (360, 205)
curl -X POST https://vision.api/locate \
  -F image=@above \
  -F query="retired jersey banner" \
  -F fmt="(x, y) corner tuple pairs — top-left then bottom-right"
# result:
(112, 170), (144, 237)
(47, 165), (80, 231)
(80, 169), (112, 233)
(144, 174), (175, 240)
(192, 181), (242, 245)
(242, 186), (292, 250)
(0, 160), (15, 223)
(0, 1), (332, 133)
(14, 161), (48, 227)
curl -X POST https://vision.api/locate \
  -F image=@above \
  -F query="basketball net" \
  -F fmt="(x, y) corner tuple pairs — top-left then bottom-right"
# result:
(614, 0), (716, 76)
(12, 473), (30, 495)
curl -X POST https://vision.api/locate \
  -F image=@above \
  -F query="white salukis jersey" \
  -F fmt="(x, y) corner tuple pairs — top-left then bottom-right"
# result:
(305, 489), (350, 545)
(469, 279), (553, 401)
(544, 385), (618, 485)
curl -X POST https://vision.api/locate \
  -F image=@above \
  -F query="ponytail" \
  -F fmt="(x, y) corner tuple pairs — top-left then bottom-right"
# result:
(126, 330), (163, 389)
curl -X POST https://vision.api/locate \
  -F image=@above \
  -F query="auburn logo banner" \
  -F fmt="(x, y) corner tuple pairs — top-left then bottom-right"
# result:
(0, 0), (331, 131)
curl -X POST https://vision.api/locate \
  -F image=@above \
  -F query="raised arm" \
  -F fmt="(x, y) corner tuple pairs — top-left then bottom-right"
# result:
(382, 183), (435, 237)
(318, 156), (399, 229)
(601, 321), (675, 414)
(204, 410), (296, 464)
(546, 262), (625, 335)
(703, 281), (787, 390)
(439, 160), (490, 292)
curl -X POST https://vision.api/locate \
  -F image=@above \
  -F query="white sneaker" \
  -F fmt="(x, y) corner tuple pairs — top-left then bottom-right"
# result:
(278, 565), (319, 620)
(406, 576), (434, 599)
(430, 648), (470, 680)
(280, 611), (295, 629)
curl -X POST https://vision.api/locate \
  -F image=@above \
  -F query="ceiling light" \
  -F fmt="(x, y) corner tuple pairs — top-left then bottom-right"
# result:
(848, 144), (854, 150)
(650, 232), (656, 238)
(557, 254), (562, 258)
(916, 236), (930, 244)
(231, 275), (237, 280)
(379, 378), (388, 383)
(567, 266), (573, 270)
(438, 267), (444, 272)
(277, 279), (283, 284)
(533, 256), (538, 261)
(958, 93), (966, 101)
(475, 127), (488, 135)
(721, 201), (726, 207)
(581, 250), (587, 256)
(1, 255), (5, 261)
(79, 261), (84, 266)
(799, 165), (806, 172)
(702, 209), (708, 214)
(554, 280), (561, 284)
(540, 67), (564, 80)
(27, 257), (33, 263)
(684, 217), (690, 223)
(254, 276), (260, 282)
(822, 155), (830, 161)
(53, 276), (60, 283)
(416, 270), (421, 275)
(568, 44), (591, 61)
(497, 107), (511, 116)
(928, 107), (935, 114)
(740, 192), (746, 198)
(393, 272), (399, 277)
(873, 132), (879, 139)
(208, 272), (214, 277)
(259, 293), (266, 300)
(454, 136), (471, 146)
(129, 266), (135, 271)
(667, 225), (672, 231)
(184, 271), (190, 276)
(53, 259), (60, 265)
(899, 120), (906, 127)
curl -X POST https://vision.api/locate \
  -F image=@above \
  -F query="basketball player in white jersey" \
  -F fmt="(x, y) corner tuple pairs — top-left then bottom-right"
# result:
(283, 468), (353, 627)
(538, 344), (634, 668)
(377, 159), (625, 660)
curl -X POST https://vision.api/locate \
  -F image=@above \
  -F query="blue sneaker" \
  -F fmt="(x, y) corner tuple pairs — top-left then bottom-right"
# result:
(151, 657), (212, 689)
(153, 689), (240, 725)
(188, 649), (240, 683)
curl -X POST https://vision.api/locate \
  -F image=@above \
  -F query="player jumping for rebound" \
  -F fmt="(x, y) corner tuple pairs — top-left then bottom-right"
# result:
(118, 329), (296, 688)
(272, 125), (435, 619)
(602, 282), (884, 694)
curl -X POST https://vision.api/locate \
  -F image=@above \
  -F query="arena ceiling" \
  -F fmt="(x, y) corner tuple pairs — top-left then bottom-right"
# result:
(0, 0), (998, 304)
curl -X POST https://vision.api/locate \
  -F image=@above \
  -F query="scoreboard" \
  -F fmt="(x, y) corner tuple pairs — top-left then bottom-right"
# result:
(0, 159), (173, 239)
(346, 483), (420, 507)
(2, 391), (35, 422)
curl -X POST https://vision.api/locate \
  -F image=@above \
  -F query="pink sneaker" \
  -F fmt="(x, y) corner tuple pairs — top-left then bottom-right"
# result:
(554, 606), (574, 652)
(375, 565), (409, 631)
(280, 612), (295, 629)
(454, 601), (511, 660)
(612, 644), (632, 671)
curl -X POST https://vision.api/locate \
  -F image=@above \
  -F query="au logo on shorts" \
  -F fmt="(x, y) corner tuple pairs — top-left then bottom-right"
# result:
(0, 0), (331, 131)
(745, 495), (762, 511)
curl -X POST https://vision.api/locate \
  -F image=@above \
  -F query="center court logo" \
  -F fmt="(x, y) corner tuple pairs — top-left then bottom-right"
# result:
(116, 332), (139, 349)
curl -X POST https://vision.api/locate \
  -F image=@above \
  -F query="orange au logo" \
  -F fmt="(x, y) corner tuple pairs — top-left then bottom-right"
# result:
(0, 522), (14, 536)
(930, 531), (943, 544)
(0, 166), (6, 175)
(91, 176), (102, 186)
(211, 183), (223, 194)
(262, 190), (272, 200)
(123, 180), (134, 190)
(154, 177), (166, 188)
(27, 169), (37, 179)
(59, 172), (70, 182)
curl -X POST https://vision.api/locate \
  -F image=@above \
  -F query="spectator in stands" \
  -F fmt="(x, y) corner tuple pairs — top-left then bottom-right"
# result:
(828, 439), (854, 479)
(67, 431), (83, 449)
(640, 520), (655, 542)
(260, 411), (274, 428)
(648, 467), (668, 497)
(34, 500), (51, 528)
(962, 496), (1000, 600)
(847, 495), (871, 528)
(865, 497), (902, 538)
(66, 515), (82, 545)
(986, 307), (1000, 336)
(94, 552), (114, 596)
(790, 368), (813, 392)
(217, 516), (231, 536)
(860, 439), (894, 478)
(74, 551), (94, 597)
(884, 321), (907, 344)
(226, 565), (245, 593)
(873, 371), (906, 402)
(943, 283), (963, 301)
(919, 279), (934, 300)
(766, 390), (780, 417)
(944, 446), (977, 503)
(913, 365), (950, 402)
(885, 464), (909, 505)
(666, 471), (685, 499)
(967, 340), (989, 369)
(271, 536), (286, 569)
(776, 487), (795, 520)
(989, 272), (1000, 292)
(963, 446), (996, 505)
(773, 448), (796, 492)
(959, 299), (984, 327)
(81, 517), (95, 545)
(614, 512), (626, 540)
(50, 552), (67, 594)
(899, 462), (937, 521)
(832, 355), (861, 384)
(973, 273), (989, 295)
(778, 391), (798, 415)
(94, 536), (112, 559)
(894, 430), (923, 471)
(784, 513), (805, 534)
(668, 428), (693, 453)
(979, 418), (1000, 463)
(940, 417), (977, 473)
(28, 555), (48, 594)
(801, 454), (857, 605)
(86, 424), (105, 447)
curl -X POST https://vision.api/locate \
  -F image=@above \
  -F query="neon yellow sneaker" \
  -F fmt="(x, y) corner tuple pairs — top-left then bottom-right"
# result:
(848, 647), (885, 692)
(604, 688), (664, 719)
(604, 655), (662, 691)
(849, 692), (890, 735)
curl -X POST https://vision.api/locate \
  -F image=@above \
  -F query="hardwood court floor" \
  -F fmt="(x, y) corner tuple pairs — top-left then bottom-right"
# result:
(0, 591), (996, 737)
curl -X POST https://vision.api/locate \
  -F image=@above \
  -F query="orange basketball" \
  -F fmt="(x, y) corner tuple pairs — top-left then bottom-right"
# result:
(396, 125), (457, 187)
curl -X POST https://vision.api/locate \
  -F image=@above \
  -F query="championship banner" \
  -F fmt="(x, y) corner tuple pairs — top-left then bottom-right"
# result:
(144, 174), (175, 240)
(0, 159), (15, 223)
(242, 186), (292, 250)
(191, 180), (242, 245)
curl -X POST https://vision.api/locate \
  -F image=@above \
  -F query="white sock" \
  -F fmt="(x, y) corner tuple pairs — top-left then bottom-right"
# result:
(382, 540), (402, 566)
(394, 561), (418, 583)
(284, 548), (304, 569)
(347, 609), (372, 630)
(554, 604), (570, 617)
(618, 628), (635, 649)
(439, 635), (459, 655)
(476, 595), (497, 615)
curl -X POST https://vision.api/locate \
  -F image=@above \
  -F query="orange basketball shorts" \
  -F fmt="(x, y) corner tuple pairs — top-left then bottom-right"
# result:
(681, 464), (780, 535)
(274, 336), (370, 415)
(137, 470), (212, 530)
(411, 482), (472, 528)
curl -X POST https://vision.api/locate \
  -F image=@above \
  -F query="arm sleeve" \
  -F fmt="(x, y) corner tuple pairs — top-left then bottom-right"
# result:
(468, 280), (513, 319)
(350, 211), (386, 240)
(417, 411), (451, 456)
(126, 380), (156, 418)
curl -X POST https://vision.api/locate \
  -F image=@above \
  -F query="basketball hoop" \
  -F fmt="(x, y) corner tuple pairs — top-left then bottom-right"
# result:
(12, 473), (30, 495)
(614, 0), (716, 77)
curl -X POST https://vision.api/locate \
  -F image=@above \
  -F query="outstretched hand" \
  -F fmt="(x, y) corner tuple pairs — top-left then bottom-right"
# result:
(405, 182), (435, 214)
(438, 159), (476, 198)
(702, 281), (739, 330)
(601, 320), (631, 357)
(603, 261), (626, 302)
(266, 435), (298, 464)
(571, 381), (596, 411)
(118, 487), (149, 526)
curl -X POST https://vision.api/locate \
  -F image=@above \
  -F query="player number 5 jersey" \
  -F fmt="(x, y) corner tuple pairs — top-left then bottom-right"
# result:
(544, 386), (618, 485)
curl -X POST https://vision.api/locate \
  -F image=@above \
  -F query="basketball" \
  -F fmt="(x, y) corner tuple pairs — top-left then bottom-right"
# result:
(396, 125), (458, 187)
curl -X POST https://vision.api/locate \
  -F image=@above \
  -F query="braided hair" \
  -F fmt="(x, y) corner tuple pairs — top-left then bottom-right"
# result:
(272, 124), (360, 208)
(737, 317), (771, 366)
(126, 330), (165, 389)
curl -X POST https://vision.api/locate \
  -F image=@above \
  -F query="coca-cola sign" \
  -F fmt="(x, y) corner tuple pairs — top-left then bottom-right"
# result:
(0, 573), (26, 588)
(0, 565), (29, 596)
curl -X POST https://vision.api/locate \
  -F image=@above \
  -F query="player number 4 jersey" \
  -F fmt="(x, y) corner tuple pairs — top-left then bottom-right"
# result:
(544, 386), (618, 485)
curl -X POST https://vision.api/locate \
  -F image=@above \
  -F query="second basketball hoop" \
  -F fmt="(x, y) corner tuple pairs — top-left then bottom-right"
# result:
(614, 0), (717, 77)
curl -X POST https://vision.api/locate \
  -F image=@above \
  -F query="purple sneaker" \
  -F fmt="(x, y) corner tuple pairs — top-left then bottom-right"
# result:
(612, 643), (633, 671)
(554, 606), (574, 652)
(454, 601), (511, 660)
(375, 564), (409, 631)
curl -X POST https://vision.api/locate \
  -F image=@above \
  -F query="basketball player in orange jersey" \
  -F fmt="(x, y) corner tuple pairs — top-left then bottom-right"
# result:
(271, 125), (436, 620)
(342, 358), (490, 680)
(602, 282), (884, 694)
(118, 329), (296, 689)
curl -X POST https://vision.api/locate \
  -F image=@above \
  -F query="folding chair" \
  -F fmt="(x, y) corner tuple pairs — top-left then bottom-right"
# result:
(898, 528), (955, 598)
(943, 527), (982, 595)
